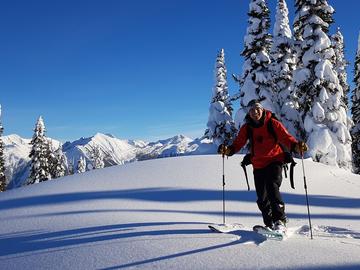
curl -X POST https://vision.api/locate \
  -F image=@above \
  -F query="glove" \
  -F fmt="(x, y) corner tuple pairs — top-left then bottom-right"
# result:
(217, 144), (226, 155)
(217, 144), (234, 156)
(294, 141), (308, 154)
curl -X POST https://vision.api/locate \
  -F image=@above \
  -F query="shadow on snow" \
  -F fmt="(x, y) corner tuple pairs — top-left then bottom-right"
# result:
(0, 188), (359, 210)
(0, 221), (260, 258)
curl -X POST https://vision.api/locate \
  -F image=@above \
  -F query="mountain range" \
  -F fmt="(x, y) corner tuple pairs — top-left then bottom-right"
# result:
(2, 133), (216, 189)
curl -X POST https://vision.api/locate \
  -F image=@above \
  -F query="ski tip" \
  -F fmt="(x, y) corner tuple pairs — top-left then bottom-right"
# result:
(208, 223), (244, 233)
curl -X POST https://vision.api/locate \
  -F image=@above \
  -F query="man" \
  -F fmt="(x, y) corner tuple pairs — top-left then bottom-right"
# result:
(218, 99), (307, 231)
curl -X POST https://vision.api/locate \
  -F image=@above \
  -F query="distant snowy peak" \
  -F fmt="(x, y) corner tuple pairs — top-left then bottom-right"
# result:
(2, 132), (216, 189)
(61, 133), (205, 165)
(2, 134), (31, 189)
(2, 134), (30, 147)
(151, 134), (193, 146)
(62, 133), (140, 166)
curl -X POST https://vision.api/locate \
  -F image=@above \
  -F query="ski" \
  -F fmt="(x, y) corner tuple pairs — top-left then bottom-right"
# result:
(208, 223), (244, 233)
(253, 225), (286, 240)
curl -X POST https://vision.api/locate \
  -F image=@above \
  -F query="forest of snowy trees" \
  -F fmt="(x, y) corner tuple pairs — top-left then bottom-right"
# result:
(25, 116), (105, 186)
(206, 0), (360, 172)
(0, 113), (107, 190)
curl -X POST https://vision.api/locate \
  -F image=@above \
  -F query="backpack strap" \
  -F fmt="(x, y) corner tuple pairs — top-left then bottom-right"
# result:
(283, 152), (297, 189)
(289, 159), (297, 189)
(241, 154), (251, 191)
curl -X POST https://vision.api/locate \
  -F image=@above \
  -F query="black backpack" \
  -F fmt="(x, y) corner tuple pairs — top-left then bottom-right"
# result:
(241, 113), (297, 190)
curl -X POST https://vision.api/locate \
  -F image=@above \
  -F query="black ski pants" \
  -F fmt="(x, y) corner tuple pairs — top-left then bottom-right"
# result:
(253, 162), (286, 227)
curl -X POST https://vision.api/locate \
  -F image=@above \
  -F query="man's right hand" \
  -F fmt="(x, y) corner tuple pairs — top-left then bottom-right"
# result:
(217, 144), (233, 156)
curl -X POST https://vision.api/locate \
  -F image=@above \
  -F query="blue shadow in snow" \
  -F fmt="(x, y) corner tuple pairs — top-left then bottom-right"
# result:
(0, 222), (208, 257)
(0, 188), (359, 210)
(98, 229), (265, 270)
(23, 208), (360, 221)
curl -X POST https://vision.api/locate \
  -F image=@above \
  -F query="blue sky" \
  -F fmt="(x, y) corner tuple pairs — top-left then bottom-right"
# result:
(0, 0), (359, 142)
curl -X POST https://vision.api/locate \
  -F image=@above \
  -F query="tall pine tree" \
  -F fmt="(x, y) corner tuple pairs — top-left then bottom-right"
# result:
(351, 33), (360, 174)
(28, 116), (52, 184)
(0, 105), (6, 192)
(292, 0), (351, 168)
(270, 0), (301, 139)
(331, 28), (350, 107)
(234, 0), (274, 128)
(205, 49), (237, 146)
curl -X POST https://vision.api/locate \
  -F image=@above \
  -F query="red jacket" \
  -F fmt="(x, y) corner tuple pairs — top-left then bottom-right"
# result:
(232, 110), (298, 169)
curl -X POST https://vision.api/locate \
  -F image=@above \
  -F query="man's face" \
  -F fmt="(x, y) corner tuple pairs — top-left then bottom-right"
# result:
(249, 106), (263, 122)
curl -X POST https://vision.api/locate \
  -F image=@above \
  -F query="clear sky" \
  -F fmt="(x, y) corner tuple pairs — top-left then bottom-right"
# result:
(0, 0), (359, 142)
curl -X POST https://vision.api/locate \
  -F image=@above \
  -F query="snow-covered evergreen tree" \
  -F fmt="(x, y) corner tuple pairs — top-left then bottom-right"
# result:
(0, 105), (6, 192)
(233, 0), (274, 128)
(270, 0), (301, 139)
(67, 158), (75, 175)
(88, 145), (104, 169)
(351, 33), (360, 174)
(331, 28), (350, 107)
(205, 49), (237, 146)
(49, 145), (67, 178)
(28, 116), (52, 184)
(292, 0), (352, 168)
(77, 156), (86, 173)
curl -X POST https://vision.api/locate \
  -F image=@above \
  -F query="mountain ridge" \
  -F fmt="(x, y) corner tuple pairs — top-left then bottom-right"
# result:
(2, 133), (216, 189)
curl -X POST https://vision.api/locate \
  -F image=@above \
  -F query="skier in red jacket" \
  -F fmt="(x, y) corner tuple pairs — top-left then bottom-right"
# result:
(218, 99), (307, 231)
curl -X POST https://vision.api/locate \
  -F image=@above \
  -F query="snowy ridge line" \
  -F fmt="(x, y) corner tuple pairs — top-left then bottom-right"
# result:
(3, 133), (216, 189)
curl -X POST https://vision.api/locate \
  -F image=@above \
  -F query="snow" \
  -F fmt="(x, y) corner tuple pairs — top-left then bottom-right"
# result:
(312, 102), (326, 122)
(273, 0), (291, 38)
(315, 59), (339, 84)
(0, 155), (359, 269)
(293, 68), (311, 86)
(3, 133), (218, 189)
(254, 50), (270, 65)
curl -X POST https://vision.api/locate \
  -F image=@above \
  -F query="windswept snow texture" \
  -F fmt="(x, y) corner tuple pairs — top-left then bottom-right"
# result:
(0, 155), (359, 269)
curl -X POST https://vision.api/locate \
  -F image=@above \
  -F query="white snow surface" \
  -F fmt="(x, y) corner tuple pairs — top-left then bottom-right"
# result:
(0, 155), (359, 270)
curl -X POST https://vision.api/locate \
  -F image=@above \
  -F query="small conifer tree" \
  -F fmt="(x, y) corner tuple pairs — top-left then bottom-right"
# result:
(0, 105), (6, 192)
(205, 49), (237, 146)
(28, 116), (51, 184)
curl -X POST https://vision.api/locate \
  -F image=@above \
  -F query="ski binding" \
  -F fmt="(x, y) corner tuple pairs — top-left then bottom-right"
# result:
(253, 225), (287, 240)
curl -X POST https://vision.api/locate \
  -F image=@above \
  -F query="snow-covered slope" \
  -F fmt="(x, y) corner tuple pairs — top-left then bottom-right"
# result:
(2, 133), (216, 189)
(2, 135), (32, 189)
(0, 155), (359, 269)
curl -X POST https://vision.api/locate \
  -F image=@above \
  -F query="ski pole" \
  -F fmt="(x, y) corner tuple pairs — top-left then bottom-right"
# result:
(222, 153), (226, 224)
(301, 153), (313, 239)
